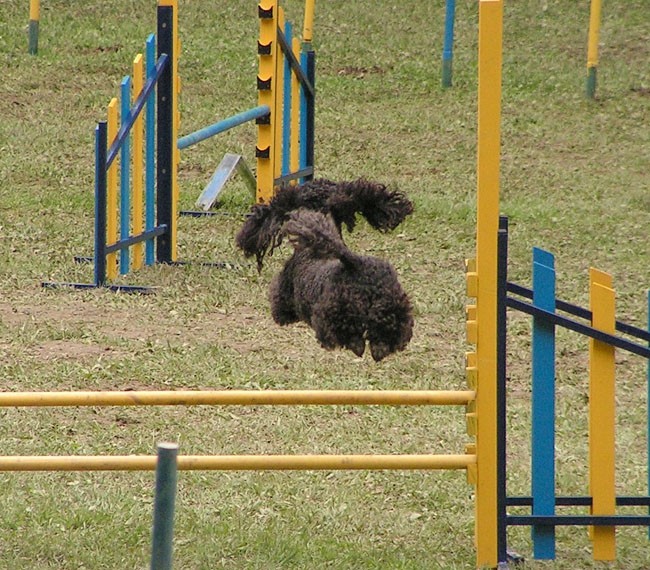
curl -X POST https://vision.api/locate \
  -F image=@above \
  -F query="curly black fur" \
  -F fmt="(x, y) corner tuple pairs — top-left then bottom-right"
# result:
(269, 209), (413, 361)
(235, 178), (413, 271)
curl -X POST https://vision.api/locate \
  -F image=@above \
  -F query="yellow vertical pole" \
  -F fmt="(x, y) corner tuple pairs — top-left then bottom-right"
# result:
(132, 54), (144, 271)
(586, 0), (602, 98)
(290, 36), (301, 181)
(302, 0), (315, 44)
(273, 7), (286, 183)
(475, 1), (503, 567)
(589, 268), (616, 560)
(106, 98), (119, 281)
(256, 0), (278, 203)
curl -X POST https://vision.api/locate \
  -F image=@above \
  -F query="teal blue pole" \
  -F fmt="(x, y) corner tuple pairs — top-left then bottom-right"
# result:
(150, 443), (178, 570)
(441, 0), (456, 88)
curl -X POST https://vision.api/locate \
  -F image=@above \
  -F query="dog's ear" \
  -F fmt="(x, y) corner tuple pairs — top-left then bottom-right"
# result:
(235, 203), (286, 271)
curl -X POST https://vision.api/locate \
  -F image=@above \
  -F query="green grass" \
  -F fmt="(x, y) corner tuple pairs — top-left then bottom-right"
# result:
(1, 0), (650, 568)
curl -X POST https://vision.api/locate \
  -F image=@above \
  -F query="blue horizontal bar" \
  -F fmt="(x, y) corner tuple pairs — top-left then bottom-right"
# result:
(507, 296), (650, 359)
(507, 496), (650, 507)
(106, 53), (169, 168)
(507, 515), (650, 526)
(41, 282), (157, 294)
(177, 105), (270, 150)
(508, 281), (650, 343)
(274, 166), (314, 186)
(106, 225), (168, 255)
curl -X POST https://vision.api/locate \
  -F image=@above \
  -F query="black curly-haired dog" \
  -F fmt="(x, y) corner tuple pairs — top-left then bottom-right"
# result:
(269, 209), (413, 361)
(236, 178), (413, 270)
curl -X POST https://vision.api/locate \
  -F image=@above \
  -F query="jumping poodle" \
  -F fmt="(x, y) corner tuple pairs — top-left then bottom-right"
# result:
(236, 178), (413, 271)
(269, 209), (413, 361)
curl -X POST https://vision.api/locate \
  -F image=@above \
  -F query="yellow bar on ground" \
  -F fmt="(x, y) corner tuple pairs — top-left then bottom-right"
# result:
(0, 454), (476, 472)
(256, 0), (278, 202)
(29, 0), (40, 20)
(589, 268), (616, 561)
(273, 7), (285, 183)
(106, 98), (119, 281)
(475, 1), (503, 568)
(302, 0), (315, 43)
(290, 36), (301, 181)
(0, 389), (475, 408)
(587, 0), (602, 68)
(132, 54), (144, 270)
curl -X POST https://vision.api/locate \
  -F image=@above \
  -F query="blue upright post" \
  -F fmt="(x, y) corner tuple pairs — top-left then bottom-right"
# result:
(647, 290), (650, 539)
(531, 247), (557, 559)
(299, 50), (309, 182)
(120, 76), (132, 275)
(282, 21), (293, 177)
(442, 0), (456, 88)
(145, 34), (156, 266)
(304, 49), (315, 182)
(94, 122), (108, 287)
(150, 443), (178, 570)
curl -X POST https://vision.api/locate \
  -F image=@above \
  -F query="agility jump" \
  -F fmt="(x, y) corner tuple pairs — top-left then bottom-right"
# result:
(41, 0), (315, 291)
(467, 0), (650, 566)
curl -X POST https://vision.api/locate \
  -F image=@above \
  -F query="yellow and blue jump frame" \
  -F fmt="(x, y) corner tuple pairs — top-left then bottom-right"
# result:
(42, 0), (315, 291)
(472, 0), (650, 566)
(256, 0), (315, 203)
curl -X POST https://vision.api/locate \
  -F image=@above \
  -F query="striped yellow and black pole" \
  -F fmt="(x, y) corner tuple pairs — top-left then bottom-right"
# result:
(28, 0), (40, 54)
(586, 0), (602, 99)
(256, 0), (278, 203)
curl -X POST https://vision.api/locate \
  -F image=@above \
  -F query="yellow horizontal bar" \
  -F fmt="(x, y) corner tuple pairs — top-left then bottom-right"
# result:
(0, 454), (476, 472)
(0, 390), (475, 408)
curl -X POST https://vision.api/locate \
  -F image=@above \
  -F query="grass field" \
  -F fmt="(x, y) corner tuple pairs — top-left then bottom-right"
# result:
(1, 0), (649, 568)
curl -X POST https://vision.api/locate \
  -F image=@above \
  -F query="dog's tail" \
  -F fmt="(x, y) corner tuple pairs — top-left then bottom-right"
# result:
(282, 209), (361, 268)
(330, 178), (413, 233)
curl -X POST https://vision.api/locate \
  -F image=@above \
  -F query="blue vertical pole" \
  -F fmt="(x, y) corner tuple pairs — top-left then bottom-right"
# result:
(442, 0), (456, 88)
(647, 290), (650, 539)
(120, 76), (132, 275)
(299, 50), (309, 182)
(150, 443), (178, 570)
(496, 216), (509, 565)
(531, 247), (556, 559)
(94, 122), (108, 287)
(282, 21), (293, 177)
(145, 34), (156, 266)
(304, 49), (315, 182)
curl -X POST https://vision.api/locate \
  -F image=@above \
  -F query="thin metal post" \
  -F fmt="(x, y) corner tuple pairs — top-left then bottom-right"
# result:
(150, 443), (178, 570)
(156, 3), (175, 263)
(442, 0), (456, 88)
(94, 122), (108, 287)
(28, 0), (40, 54)
(497, 217), (509, 565)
